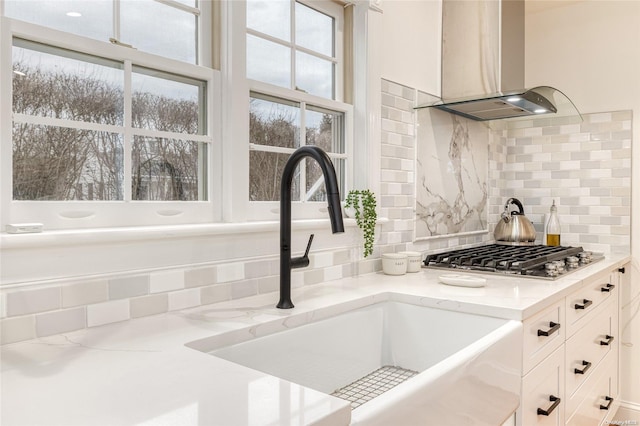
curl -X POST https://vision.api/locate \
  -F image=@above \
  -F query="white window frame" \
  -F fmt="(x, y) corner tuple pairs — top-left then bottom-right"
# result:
(246, 0), (344, 101)
(237, 0), (353, 221)
(0, 17), (221, 230)
(247, 80), (353, 221)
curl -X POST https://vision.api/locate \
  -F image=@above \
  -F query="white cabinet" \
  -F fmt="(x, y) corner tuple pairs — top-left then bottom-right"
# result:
(565, 297), (618, 405)
(520, 345), (565, 426)
(516, 265), (624, 426)
(565, 268), (617, 336)
(522, 300), (565, 375)
(565, 349), (618, 426)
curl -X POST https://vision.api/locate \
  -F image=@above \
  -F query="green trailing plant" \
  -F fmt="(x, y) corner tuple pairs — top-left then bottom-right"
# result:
(344, 189), (377, 258)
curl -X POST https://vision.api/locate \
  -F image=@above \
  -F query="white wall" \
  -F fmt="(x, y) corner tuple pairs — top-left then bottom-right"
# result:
(380, 0), (442, 96)
(525, 0), (640, 410)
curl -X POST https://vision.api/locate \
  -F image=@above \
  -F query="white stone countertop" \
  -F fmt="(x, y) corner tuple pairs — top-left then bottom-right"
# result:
(0, 252), (630, 426)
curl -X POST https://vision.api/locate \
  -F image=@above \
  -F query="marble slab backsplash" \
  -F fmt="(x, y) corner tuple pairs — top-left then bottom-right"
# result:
(415, 108), (489, 239)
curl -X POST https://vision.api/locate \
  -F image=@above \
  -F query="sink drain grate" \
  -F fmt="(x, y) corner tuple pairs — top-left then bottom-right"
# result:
(331, 365), (419, 409)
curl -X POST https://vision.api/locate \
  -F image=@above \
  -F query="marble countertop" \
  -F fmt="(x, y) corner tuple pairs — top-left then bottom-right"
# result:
(0, 253), (630, 426)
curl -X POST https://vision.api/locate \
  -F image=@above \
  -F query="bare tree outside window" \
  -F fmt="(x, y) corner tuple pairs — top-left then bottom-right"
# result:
(249, 94), (344, 202)
(132, 137), (204, 201)
(11, 42), (206, 202)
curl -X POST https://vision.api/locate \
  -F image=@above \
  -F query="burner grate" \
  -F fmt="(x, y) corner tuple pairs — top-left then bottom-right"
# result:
(424, 244), (586, 278)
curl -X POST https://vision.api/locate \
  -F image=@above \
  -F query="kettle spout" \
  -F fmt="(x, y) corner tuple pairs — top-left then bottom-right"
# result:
(500, 212), (511, 223)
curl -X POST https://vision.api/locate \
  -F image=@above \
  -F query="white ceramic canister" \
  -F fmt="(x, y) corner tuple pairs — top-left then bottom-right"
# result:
(398, 251), (422, 273)
(382, 253), (408, 275)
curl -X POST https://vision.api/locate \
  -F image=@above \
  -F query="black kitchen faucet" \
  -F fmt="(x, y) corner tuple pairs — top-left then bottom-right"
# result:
(277, 146), (344, 309)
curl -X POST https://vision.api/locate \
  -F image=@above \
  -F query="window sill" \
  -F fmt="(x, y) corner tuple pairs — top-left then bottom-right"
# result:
(1, 218), (388, 250)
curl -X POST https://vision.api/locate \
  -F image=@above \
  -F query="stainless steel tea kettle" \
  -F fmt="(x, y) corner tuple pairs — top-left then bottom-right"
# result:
(494, 198), (537, 244)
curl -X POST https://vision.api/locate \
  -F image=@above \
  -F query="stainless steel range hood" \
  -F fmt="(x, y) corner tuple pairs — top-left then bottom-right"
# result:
(417, 0), (581, 126)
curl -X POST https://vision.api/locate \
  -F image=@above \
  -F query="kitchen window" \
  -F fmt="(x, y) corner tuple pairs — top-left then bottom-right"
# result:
(3, 0), (202, 64)
(1, 7), (217, 230)
(245, 0), (352, 219)
(249, 92), (346, 202)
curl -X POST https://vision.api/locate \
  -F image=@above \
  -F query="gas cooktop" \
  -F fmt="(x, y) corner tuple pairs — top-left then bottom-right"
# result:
(423, 244), (603, 280)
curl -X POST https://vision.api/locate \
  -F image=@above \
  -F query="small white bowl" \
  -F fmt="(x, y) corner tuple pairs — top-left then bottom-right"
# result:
(382, 253), (408, 275)
(398, 251), (423, 273)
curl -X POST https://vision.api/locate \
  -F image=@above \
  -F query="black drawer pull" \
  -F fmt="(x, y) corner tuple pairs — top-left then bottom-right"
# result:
(601, 283), (615, 292)
(600, 335), (614, 346)
(574, 360), (592, 374)
(618, 267), (626, 273)
(600, 396), (613, 410)
(574, 299), (593, 310)
(537, 395), (561, 416)
(538, 321), (561, 337)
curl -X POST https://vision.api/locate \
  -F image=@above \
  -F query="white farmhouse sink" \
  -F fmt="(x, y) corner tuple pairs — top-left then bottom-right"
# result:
(187, 298), (522, 425)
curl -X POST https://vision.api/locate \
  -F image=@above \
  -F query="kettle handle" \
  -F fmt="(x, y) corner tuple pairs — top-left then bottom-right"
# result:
(505, 198), (525, 215)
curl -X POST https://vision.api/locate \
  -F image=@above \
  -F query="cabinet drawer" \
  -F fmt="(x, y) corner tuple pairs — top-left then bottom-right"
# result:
(565, 269), (617, 336)
(523, 300), (565, 374)
(565, 349), (618, 426)
(519, 345), (565, 426)
(565, 297), (618, 403)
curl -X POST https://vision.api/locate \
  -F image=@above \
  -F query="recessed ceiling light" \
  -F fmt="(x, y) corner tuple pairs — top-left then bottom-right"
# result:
(13, 70), (26, 76)
(506, 97), (521, 102)
(534, 108), (547, 114)
(66, 11), (82, 17)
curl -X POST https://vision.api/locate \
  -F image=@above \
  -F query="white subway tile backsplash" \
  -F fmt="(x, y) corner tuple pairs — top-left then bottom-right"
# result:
(168, 289), (201, 311)
(244, 259), (277, 279)
(257, 276), (279, 294)
(589, 113), (612, 123)
(523, 127), (543, 137)
(495, 110), (631, 251)
(7, 287), (60, 317)
(201, 284), (231, 305)
(87, 300), (130, 327)
(323, 265), (343, 282)
(150, 270), (185, 294)
(0, 293), (6, 319)
(184, 266), (217, 288)
(216, 263), (245, 283)
(304, 268), (324, 285)
(36, 307), (86, 337)
(62, 280), (108, 308)
(1, 316), (35, 345)
(230, 280), (258, 300)
(130, 294), (168, 318)
(109, 275), (149, 300)
(310, 252), (333, 269)
(332, 250), (351, 265)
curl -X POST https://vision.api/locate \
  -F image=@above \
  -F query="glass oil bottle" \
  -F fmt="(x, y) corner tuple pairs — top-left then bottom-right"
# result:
(546, 200), (561, 246)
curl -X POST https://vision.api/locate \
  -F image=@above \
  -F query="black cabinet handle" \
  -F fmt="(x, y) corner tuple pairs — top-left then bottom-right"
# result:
(618, 267), (626, 273)
(600, 335), (615, 346)
(601, 283), (615, 292)
(537, 395), (561, 416)
(574, 299), (593, 310)
(574, 360), (592, 375)
(600, 396), (613, 410)
(538, 321), (561, 337)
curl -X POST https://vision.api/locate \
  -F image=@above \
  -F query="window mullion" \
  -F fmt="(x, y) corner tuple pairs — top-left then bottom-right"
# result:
(12, 114), (125, 134)
(299, 100), (306, 202)
(113, 0), (121, 41)
(295, 45), (337, 64)
(123, 60), (132, 202)
(290, 0), (296, 91)
(153, 0), (201, 15)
